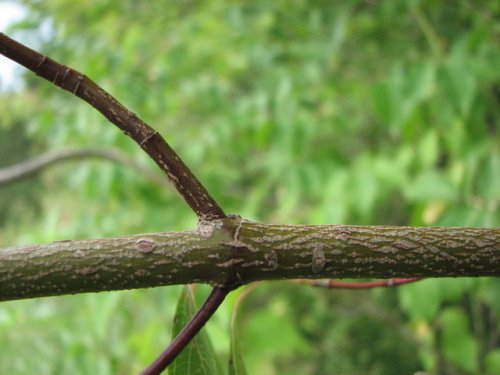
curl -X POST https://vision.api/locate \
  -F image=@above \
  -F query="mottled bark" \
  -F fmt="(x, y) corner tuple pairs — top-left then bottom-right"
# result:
(1, 218), (498, 301)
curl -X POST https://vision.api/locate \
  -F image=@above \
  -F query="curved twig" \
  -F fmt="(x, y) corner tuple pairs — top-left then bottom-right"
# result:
(0, 148), (168, 187)
(0, 32), (226, 220)
(0, 32), (229, 369)
(141, 286), (233, 375)
(293, 278), (422, 289)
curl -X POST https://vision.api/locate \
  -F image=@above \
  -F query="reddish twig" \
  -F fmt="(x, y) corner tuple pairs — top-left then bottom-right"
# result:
(294, 278), (422, 289)
(141, 287), (232, 375)
(0, 32), (225, 220)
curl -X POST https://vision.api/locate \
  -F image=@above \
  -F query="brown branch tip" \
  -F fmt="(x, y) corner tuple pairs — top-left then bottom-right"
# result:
(0, 32), (225, 220)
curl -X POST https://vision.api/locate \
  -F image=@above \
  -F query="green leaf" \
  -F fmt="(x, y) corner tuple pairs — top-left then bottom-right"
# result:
(437, 278), (470, 304)
(477, 278), (500, 314)
(229, 300), (248, 375)
(405, 171), (455, 202)
(485, 349), (500, 375)
(372, 80), (398, 128)
(418, 130), (439, 168)
(440, 307), (479, 373)
(228, 334), (247, 375)
(398, 279), (441, 321)
(404, 62), (436, 106)
(169, 286), (220, 375)
(243, 298), (310, 371)
(86, 292), (122, 341)
(441, 46), (477, 118)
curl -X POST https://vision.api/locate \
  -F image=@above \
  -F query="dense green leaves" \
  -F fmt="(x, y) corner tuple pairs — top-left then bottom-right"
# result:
(0, 0), (498, 373)
(228, 289), (249, 375)
(441, 307), (479, 373)
(486, 350), (500, 375)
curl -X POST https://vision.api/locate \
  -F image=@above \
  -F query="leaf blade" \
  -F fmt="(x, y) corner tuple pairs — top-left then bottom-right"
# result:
(169, 285), (219, 375)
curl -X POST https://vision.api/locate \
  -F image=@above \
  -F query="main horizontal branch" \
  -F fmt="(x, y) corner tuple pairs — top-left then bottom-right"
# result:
(1, 218), (498, 301)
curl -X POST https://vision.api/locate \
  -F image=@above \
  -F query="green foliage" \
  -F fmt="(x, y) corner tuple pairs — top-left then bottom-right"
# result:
(441, 307), (479, 373)
(486, 349), (500, 375)
(228, 290), (248, 375)
(0, 0), (498, 374)
(169, 286), (220, 375)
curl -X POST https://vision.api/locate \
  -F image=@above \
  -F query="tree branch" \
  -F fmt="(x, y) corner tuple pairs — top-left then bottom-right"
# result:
(1, 218), (497, 302)
(0, 32), (225, 220)
(0, 32), (228, 370)
(0, 148), (167, 187)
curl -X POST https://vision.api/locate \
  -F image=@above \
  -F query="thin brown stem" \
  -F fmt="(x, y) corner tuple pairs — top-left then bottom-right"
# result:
(0, 148), (167, 187)
(141, 287), (233, 375)
(0, 32), (225, 220)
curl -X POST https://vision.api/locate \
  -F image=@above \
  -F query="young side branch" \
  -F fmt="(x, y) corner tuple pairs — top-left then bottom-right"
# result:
(0, 32), (225, 220)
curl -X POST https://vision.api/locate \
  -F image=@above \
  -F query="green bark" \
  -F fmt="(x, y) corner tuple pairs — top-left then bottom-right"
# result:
(1, 218), (498, 301)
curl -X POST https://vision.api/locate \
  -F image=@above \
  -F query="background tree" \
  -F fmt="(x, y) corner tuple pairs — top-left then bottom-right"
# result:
(0, 1), (498, 374)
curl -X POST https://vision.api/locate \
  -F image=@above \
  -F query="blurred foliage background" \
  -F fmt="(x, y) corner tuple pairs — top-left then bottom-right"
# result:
(0, 0), (498, 374)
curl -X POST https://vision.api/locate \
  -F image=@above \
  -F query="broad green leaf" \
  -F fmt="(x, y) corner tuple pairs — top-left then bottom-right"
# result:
(86, 292), (122, 341)
(440, 307), (479, 373)
(398, 279), (440, 321)
(349, 162), (378, 218)
(405, 171), (455, 202)
(405, 62), (436, 106)
(372, 81), (397, 127)
(243, 298), (310, 372)
(229, 330), (247, 375)
(418, 130), (439, 168)
(441, 46), (477, 117)
(229, 297), (248, 375)
(169, 286), (220, 375)
(477, 278), (500, 314)
(436, 278), (470, 304)
(485, 349), (500, 375)
(321, 171), (349, 224)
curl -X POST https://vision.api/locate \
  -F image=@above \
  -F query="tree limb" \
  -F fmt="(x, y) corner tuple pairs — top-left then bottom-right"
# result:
(0, 148), (168, 187)
(1, 218), (498, 302)
(0, 32), (225, 220)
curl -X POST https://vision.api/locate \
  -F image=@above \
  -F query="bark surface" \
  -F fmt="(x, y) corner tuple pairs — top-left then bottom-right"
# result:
(1, 218), (498, 301)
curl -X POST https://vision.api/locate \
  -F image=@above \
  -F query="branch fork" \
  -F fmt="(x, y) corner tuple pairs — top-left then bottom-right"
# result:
(1, 32), (499, 375)
(1, 31), (229, 373)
